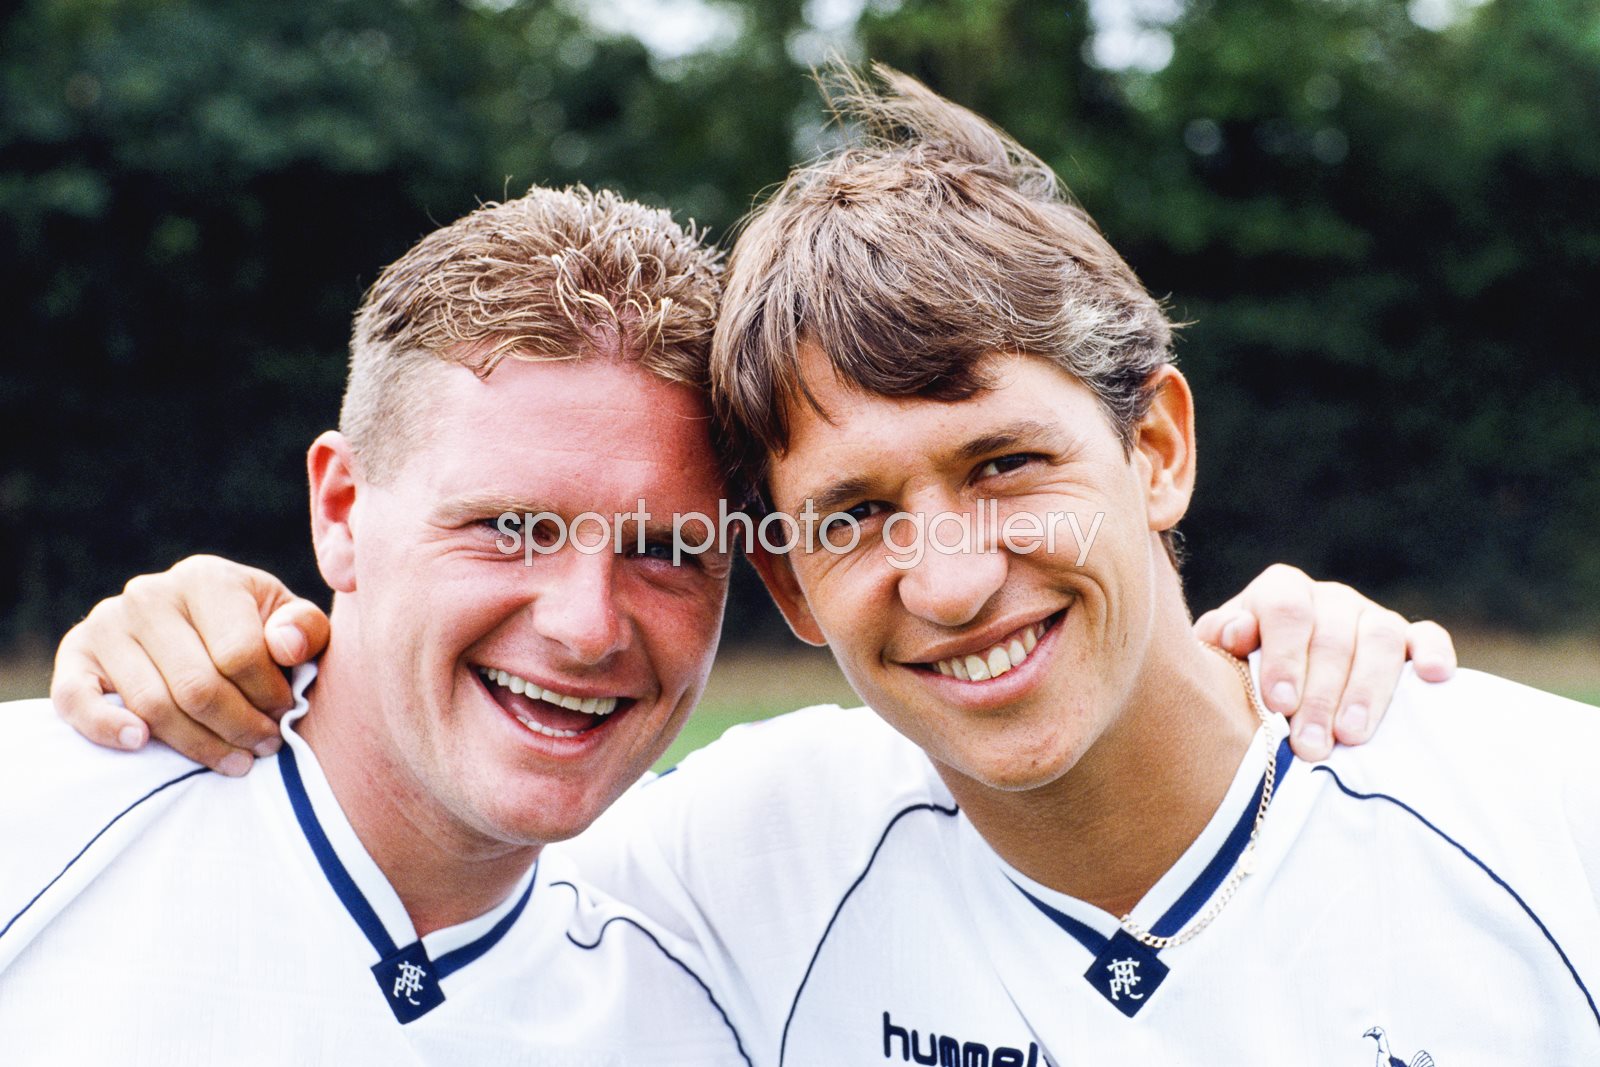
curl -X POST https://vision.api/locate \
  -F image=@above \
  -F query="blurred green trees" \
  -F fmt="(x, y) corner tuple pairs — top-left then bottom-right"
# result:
(2, 0), (1597, 646)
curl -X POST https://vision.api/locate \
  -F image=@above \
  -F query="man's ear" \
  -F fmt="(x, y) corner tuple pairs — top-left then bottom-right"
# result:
(308, 431), (359, 593)
(747, 542), (827, 647)
(1133, 365), (1197, 535)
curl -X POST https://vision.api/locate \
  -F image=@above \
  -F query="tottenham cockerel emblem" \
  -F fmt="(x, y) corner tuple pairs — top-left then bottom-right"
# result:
(1362, 1026), (1434, 1067)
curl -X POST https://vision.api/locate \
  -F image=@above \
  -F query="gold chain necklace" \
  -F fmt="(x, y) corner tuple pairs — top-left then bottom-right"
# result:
(1116, 644), (1278, 951)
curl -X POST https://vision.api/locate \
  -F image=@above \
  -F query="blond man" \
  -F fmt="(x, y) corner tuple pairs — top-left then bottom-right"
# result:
(0, 186), (752, 1063)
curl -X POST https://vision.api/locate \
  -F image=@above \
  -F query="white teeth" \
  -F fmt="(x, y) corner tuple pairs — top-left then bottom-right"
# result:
(513, 714), (582, 739)
(478, 668), (620, 717)
(931, 620), (1050, 684)
(986, 647), (1012, 678)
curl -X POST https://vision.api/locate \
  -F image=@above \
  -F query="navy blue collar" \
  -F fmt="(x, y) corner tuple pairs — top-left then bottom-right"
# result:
(1010, 736), (1293, 1017)
(1013, 735), (1294, 952)
(278, 744), (537, 1023)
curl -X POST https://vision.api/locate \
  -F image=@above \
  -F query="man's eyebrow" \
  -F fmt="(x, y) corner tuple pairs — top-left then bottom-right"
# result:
(803, 476), (878, 517)
(952, 419), (1076, 464)
(628, 514), (721, 548)
(430, 499), (719, 551)
(430, 496), (560, 524)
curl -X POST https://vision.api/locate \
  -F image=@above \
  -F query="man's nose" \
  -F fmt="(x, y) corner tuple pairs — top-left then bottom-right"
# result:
(528, 549), (629, 665)
(895, 515), (1009, 628)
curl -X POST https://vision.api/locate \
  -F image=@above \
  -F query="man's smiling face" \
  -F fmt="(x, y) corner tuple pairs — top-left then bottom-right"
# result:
(339, 354), (730, 846)
(755, 347), (1192, 796)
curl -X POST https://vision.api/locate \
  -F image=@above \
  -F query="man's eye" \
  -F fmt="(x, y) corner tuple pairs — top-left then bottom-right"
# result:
(632, 540), (680, 564)
(477, 517), (520, 539)
(816, 501), (888, 549)
(530, 521), (564, 546)
(844, 500), (890, 523)
(978, 454), (1034, 478)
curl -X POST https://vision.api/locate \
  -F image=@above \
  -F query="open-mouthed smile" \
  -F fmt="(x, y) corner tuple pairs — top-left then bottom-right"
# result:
(475, 665), (632, 739)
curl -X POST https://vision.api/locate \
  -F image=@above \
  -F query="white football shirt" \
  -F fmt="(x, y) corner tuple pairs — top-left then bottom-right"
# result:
(0, 663), (751, 1066)
(570, 666), (1600, 1066)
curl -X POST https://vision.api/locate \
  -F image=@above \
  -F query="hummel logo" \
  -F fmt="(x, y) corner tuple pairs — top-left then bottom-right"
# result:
(883, 1011), (1041, 1066)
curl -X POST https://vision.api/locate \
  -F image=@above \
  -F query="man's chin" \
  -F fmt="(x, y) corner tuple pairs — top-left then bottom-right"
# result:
(933, 733), (1086, 795)
(455, 772), (623, 847)
(481, 801), (607, 848)
(970, 762), (1075, 795)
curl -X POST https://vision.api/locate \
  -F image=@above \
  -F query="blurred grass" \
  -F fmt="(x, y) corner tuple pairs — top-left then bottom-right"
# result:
(3, 631), (1595, 771)
(0, 644), (51, 703)
(656, 645), (860, 770)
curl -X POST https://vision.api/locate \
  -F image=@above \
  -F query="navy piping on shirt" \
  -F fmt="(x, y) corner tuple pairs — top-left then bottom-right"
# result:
(0, 766), (209, 945)
(1015, 736), (1294, 955)
(277, 745), (536, 984)
(1154, 737), (1293, 937)
(1314, 763), (1600, 1031)
(780, 801), (961, 1067)
(549, 879), (753, 1067)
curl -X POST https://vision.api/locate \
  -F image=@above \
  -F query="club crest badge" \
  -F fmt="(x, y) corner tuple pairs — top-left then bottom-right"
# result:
(372, 941), (446, 1023)
(1083, 930), (1169, 1017)
(1362, 1025), (1435, 1067)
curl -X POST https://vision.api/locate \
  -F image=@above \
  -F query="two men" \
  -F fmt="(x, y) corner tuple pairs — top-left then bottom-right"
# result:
(16, 67), (1556, 1065)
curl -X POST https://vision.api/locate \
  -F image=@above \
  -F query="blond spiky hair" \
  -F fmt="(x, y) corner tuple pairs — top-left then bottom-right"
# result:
(341, 185), (723, 481)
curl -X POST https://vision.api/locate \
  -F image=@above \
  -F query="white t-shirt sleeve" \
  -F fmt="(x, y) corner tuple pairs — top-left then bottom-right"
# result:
(0, 698), (203, 970)
(1531, 680), (1600, 908)
(1332, 667), (1600, 919)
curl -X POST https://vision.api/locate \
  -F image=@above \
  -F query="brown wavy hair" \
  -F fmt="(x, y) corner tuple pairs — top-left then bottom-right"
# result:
(712, 65), (1175, 526)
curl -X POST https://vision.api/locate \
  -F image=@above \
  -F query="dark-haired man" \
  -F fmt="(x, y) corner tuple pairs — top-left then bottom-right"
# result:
(686, 68), (1598, 1062)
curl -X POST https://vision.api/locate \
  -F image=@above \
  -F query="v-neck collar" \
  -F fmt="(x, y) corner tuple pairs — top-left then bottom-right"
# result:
(1007, 732), (1294, 953)
(275, 663), (539, 1023)
(951, 712), (1294, 1030)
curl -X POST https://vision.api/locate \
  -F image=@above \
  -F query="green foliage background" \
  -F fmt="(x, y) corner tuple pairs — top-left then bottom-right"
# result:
(3, 0), (1597, 646)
